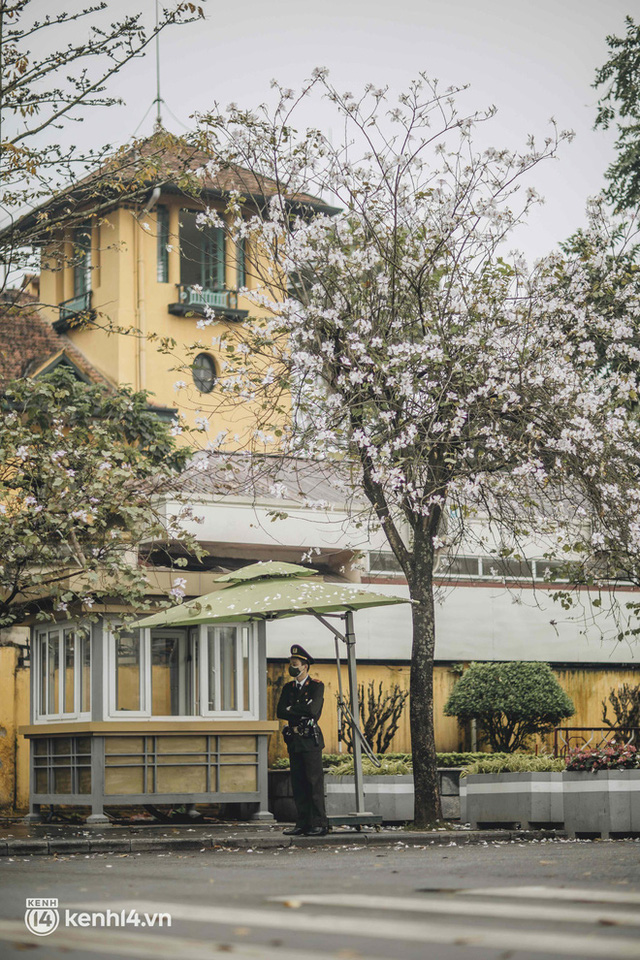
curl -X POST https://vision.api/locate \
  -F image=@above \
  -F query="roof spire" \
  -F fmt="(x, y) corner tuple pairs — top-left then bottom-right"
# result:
(153, 0), (164, 131)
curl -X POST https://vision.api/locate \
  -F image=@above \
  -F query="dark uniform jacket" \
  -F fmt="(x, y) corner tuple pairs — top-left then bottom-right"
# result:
(276, 677), (325, 753)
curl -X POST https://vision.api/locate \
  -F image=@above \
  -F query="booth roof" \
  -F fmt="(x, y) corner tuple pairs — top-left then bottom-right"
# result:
(137, 561), (409, 627)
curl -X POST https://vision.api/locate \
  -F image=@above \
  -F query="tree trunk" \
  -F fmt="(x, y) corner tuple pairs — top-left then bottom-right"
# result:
(408, 535), (442, 827)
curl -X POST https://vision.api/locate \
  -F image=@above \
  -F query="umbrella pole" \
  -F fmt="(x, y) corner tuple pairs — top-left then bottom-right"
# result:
(345, 611), (365, 815)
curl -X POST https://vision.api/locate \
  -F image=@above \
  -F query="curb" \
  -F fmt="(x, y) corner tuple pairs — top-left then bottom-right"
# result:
(0, 828), (566, 857)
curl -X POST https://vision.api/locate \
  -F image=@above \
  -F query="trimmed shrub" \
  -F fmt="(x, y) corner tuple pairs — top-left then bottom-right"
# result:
(461, 754), (565, 776)
(443, 661), (575, 752)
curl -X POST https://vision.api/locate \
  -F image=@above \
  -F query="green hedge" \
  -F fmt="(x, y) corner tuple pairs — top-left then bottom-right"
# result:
(270, 751), (513, 773)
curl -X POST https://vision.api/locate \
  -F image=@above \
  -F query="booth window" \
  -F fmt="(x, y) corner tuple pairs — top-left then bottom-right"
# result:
(114, 629), (142, 712)
(35, 625), (91, 720)
(109, 624), (256, 719)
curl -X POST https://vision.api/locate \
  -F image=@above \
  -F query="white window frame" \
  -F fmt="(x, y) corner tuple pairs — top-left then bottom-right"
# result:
(200, 623), (257, 719)
(33, 621), (92, 722)
(105, 622), (258, 720)
(107, 623), (148, 719)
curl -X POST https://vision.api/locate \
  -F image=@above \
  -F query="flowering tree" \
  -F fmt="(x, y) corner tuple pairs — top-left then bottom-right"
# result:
(185, 74), (640, 825)
(0, 367), (196, 629)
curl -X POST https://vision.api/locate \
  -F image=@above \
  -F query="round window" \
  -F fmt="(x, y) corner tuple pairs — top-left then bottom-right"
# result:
(192, 353), (217, 394)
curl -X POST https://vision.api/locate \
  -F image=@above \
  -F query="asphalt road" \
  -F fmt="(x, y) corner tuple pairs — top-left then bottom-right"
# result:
(1, 837), (639, 960)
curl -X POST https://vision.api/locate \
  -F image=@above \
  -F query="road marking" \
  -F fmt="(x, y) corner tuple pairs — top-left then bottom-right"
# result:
(270, 892), (640, 928)
(446, 885), (640, 906)
(0, 920), (372, 960)
(73, 900), (640, 959)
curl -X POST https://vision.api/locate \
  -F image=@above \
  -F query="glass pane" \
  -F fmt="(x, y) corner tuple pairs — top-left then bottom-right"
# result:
(180, 210), (223, 289)
(52, 738), (71, 756)
(189, 629), (199, 714)
(438, 555), (480, 578)
(157, 765), (206, 793)
(219, 736), (256, 755)
(34, 739), (48, 756)
(35, 770), (48, 793)
(63, 630), (75, 714)
(219, 627), (237, 711)
(207, 626), (218, 711)
(105, 766), (144, 795)
(80, 633), (91, 713)
(47, 633), (59, 714)
(156, 205), (169, 282)
(157, 736), (207, 754)
(73, 224), (92, 296)
(219, 764), (257, 792)
(483, 557), (533, 580)
(115, 630), (140, 711)
(369, 550), (403, 573)
(38, 636), (47, 716)
(242, 628), (250, 714)
(76, 737), (91, 756)
(105, 736), (144, 755)
(54, 768), (72, 794)
(78, 768), (92, 795)
(236, 236), (246, 288)
(151, 634), (184, 715)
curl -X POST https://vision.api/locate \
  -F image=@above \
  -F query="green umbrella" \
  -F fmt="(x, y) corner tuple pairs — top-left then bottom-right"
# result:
(137, 560), (409, 628)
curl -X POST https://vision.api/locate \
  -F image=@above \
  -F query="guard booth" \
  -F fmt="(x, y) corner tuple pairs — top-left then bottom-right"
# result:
(20, 562), (407, 824)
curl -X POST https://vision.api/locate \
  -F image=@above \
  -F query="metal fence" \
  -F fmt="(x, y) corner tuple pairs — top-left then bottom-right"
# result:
(553, 726), (639, 757)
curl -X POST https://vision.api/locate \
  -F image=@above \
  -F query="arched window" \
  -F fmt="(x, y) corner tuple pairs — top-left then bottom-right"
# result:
(192, 353), (216, 393)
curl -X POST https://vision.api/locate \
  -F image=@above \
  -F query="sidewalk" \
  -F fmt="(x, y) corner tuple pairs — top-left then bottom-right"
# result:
(0, 821), (566, 856)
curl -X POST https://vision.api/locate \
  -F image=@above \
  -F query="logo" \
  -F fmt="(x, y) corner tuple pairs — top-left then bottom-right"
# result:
(25, 899), (59, 937)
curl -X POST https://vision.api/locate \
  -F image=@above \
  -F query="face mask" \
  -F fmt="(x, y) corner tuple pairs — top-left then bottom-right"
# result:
(288, 665), (301, 677)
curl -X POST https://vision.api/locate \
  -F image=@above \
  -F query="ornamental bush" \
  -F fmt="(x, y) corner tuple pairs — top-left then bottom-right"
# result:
(461, 754), (565, 776)
(443, 662), (575, 752)
(565, 742), (639, 772)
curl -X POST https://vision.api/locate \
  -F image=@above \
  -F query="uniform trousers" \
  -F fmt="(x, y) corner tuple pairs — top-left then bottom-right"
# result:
(289, 747), (327, 828)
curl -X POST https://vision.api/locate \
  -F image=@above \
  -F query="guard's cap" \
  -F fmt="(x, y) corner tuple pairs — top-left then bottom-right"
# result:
(290, 644), (314, 665)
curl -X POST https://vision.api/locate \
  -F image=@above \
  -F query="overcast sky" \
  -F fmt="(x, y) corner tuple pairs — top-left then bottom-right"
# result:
(31, 0), (635, 258)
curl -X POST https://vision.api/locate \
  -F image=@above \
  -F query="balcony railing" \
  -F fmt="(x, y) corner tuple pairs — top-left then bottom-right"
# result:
(179, 285), (238, 310)
(57, 290), (93, 327)
(169, 285), (247, 321)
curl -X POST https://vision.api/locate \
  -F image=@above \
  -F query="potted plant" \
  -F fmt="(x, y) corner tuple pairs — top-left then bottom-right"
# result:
(460, 754), (566, 829)
(562, 742), (640, 839)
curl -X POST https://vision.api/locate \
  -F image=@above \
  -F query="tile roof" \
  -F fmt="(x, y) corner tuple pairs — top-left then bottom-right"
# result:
(6, 130), (337, 244)
(0, 291), (113, 389)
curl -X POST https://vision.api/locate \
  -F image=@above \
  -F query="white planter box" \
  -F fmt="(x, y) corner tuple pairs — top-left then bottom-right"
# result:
(326, 775), (414, 822)
(562, 770), (640, 839)
(325, 770), (462, 823)
(460, 773), (564, 829)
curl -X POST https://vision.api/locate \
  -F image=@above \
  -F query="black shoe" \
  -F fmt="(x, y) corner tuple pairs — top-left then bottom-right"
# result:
(305, 826), (328, 836)
(283, 826), (306, 836)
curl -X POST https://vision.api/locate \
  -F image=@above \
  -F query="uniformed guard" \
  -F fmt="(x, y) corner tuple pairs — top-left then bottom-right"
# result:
(276, 644), (328, 836)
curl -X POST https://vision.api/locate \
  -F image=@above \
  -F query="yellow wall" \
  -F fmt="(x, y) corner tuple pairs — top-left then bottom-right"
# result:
(266, 662), (640, 765)
(0, 646), (30, 813)
(38, 199), (280, 446)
